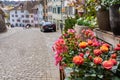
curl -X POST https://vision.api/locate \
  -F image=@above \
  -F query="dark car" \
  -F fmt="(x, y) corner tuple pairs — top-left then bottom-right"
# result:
(40, 22), (56, 32)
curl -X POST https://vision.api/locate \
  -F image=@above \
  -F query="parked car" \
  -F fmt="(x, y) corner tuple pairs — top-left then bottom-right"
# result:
(40, 22), (56, 32)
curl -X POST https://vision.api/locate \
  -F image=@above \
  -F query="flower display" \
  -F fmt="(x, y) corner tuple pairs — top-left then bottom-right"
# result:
(52, 29), (120, 80)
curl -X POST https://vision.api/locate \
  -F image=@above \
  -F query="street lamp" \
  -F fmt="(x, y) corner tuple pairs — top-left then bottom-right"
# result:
(60, 0), (63, 33)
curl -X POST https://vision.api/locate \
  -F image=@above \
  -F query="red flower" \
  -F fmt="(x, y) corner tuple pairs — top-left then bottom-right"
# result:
(109, 58), (117, 65)
(88, 55), (93, 61)
(79, 53), (84, 57)
(102, 43), (110, 48)
(79, 42), (88, 48)
(102, 60), (113, 70)
(73, 55), (84, 65)
(93, 57), (103, 65)
(94, 49), (102, 56)
(117, 44), (120, 47)
(111, 53), (117, 59)
(114, 47), (120, 51)
(100, 46), (109, 53)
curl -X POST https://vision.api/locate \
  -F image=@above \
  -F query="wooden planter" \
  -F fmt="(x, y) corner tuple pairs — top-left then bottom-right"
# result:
(109, 4), (120, 35)
(97, 9), (111, 31)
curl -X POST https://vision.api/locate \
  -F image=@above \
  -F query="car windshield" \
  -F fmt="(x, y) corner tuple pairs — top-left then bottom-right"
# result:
(43, 22), (51, 26)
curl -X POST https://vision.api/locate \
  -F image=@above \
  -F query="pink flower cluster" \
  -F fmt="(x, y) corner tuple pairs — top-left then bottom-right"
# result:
(67, 29), (76, 34)
(53, 38), (68, 65)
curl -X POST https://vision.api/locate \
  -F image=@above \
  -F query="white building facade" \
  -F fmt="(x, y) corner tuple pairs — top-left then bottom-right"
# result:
(9, 3), (43, 27)
(10, 10), (34, 27)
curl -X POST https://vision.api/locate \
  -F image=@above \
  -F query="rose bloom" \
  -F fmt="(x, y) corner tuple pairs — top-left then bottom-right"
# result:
(79, 53), (84, 57)
(102, 60), (113, 70)
(114, 47), (120, 51)
(79, 42), (88, 48)
(94, 49), (102, 56)
(73, 55), (84, 65)
(87, 39), (93, 45)
(117, 44), (120, 47)
(100, 46), (109, 53)
(111, 53), (117, 59)
(88, 55), (93, 61)
(67, 29), (76, 34)
(102, 43), (110, 48)
(93, 57), (103, 65)
(109, 58), (117, 65)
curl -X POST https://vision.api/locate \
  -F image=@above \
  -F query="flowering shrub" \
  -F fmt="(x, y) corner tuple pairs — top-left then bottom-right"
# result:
(52, 29), (120, 80)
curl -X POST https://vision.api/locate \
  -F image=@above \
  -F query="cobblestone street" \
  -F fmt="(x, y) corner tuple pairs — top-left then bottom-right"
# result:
(0, 27), (60, 80)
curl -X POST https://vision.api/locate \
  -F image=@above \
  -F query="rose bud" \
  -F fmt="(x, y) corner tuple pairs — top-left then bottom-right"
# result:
(102, 60), (113, 70)
(79, 53), (84, 57)
(109, 58), (117, 65)
(73, 55), (84, 65)
(94, 49), (102, 56)
(79, 42), (88, 49)
(88, 55), (93, 61)
(93, 57), (103, 65)
(100, 46), (109, 53)
(111, 53), (117, 59)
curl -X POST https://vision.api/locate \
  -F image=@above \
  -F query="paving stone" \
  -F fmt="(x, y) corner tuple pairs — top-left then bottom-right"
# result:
(0, 28), (60, 80)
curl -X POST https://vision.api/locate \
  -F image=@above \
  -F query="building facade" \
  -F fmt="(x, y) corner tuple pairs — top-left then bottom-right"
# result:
(9, 2), (43, 27)
(10, 9), (34, 27)
(47, 0), (62, 30)
(47, 0), (76, 30)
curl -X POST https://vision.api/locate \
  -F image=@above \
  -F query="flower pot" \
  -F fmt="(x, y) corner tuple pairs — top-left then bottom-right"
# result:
(109, 4), (120, 35)
(97, 8), (111, 31)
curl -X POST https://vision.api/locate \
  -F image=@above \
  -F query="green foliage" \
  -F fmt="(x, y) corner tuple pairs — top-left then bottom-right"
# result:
(64, 17), (77, 32)
(77, 16), (97, 29)
(102, 0), (120, 6)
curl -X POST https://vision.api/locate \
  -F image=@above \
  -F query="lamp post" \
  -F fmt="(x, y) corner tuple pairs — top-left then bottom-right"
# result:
(60, 0), (63, 33)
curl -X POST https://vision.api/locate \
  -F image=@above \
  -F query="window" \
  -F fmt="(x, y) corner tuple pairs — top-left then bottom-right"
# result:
(12, 15), (14, 17)
(21, 15), (24, 18)
(31, 20), (33, 23)
(57, 7), (61, 14)
(21, 10), (24, 13)
(12, 19), (14, 22)
(15, 10), (17, 14)
(17, 19), (20, 22)
(15, 15), (18, 17)
(25, 20), (29, 23)
(26, 15), (29, 18)
(16, 23), (18, 26)
(31, 15), (33, 17)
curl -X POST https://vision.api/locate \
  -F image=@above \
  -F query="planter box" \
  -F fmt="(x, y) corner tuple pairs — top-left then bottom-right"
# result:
(94, 28), (120, 47)
(74, 24), (89, 35)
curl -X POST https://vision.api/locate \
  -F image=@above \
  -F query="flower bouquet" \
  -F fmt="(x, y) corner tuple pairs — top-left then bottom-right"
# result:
(52, 29), (120, 80)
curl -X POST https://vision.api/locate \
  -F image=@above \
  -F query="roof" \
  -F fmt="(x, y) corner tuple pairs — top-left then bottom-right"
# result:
(0, 8), (5, 16)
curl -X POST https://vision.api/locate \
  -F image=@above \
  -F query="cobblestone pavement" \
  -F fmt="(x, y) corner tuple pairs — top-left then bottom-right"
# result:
(0, 27), (61, 80)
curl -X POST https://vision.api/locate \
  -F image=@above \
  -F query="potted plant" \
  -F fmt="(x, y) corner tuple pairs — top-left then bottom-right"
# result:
(52, 28), (120, 80)
(102, 0), (120, 35)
